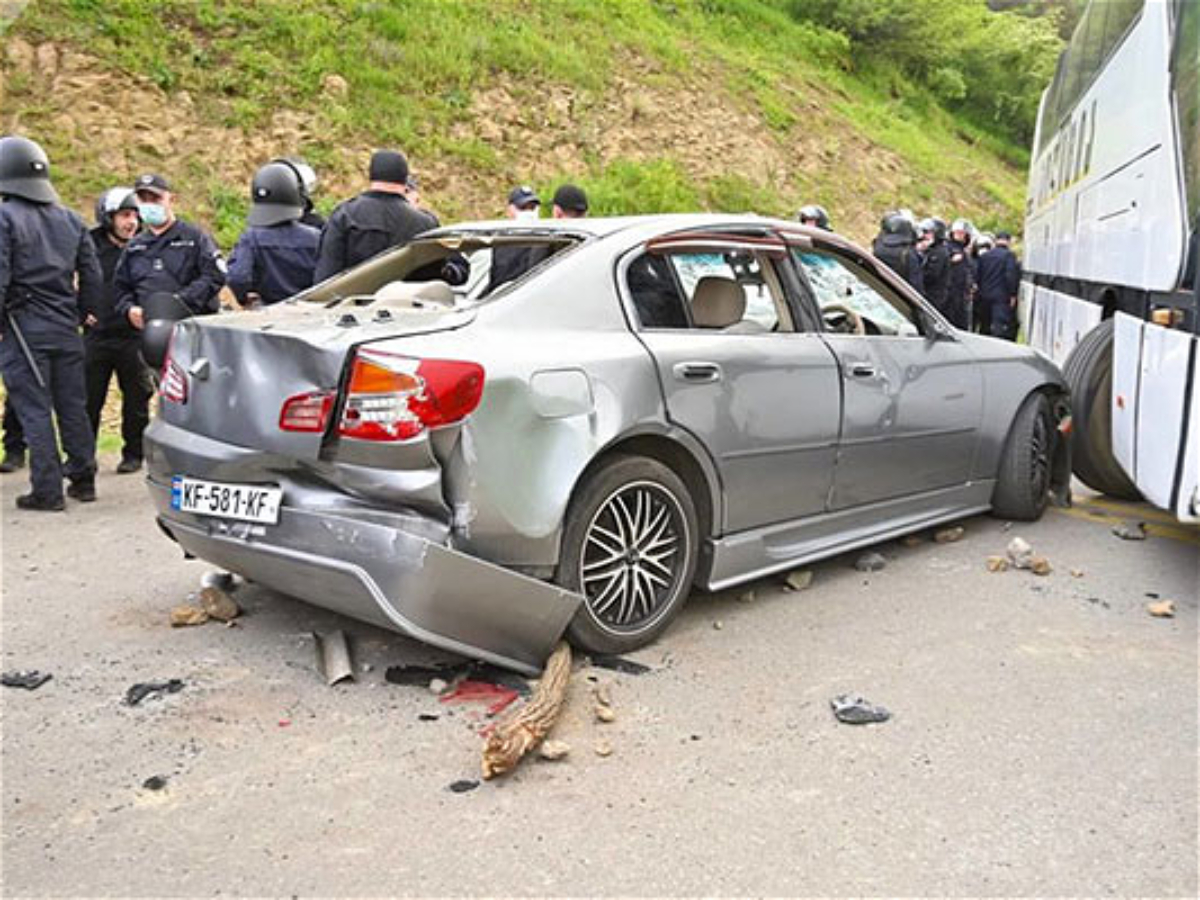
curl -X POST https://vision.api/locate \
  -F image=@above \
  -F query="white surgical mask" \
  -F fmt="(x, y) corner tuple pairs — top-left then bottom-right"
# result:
(515, 208), (539, 222)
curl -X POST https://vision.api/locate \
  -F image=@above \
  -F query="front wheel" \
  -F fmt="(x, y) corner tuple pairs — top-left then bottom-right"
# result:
(992, 392), (1056, 521)
(557, 455), (699, 655)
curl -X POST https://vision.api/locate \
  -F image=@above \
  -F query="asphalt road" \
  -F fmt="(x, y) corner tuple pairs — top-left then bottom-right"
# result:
(2, 462), (1196, 897)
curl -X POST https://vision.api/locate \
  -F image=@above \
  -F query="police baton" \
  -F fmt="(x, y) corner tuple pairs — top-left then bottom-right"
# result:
(2, 310), (47, 391)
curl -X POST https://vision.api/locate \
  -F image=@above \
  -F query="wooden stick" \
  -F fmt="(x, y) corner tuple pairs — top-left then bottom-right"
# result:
(481, 641), (572, 780)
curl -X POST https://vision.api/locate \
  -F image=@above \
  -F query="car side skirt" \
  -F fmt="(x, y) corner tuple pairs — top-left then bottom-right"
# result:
(701, 480), (995, 591)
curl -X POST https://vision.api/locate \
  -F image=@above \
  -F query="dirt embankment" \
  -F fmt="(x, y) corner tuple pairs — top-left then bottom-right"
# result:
(2, 37), (1003, 244)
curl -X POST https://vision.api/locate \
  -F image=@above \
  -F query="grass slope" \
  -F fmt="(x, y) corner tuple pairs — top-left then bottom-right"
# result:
(3, 0), (1029, 247)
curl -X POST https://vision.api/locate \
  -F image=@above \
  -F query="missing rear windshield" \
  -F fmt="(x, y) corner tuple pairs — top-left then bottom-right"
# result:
(302, 233), (582, 310)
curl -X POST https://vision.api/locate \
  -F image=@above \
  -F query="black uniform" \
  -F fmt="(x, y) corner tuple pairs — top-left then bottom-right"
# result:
(84, 225), (154, 464)
(976, 245), (1021, 340)
(0, 196), (102, 503)
(113, 218), (225, 320)
(943, 238), (975, 330)
(921, 239), (951, 316)
(313, 191), (439, 282)
(227, 221), (320, 304)
(485, 244), (553, 296)
(872, 232), (925, 294)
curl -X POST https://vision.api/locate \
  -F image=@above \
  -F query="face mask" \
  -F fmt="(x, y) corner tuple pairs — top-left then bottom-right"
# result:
(139, 202), (168, 227)
(515, 208), (539, 222)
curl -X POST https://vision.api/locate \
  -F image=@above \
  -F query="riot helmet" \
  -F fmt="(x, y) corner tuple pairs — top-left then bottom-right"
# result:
(94, 186), (140, 231)
(919, 217), (947, 243)
(0, 135), (59, 204)
(881, 211), (916, 241)
(797, 204), (831, 231)
(247, 162), (306, 227)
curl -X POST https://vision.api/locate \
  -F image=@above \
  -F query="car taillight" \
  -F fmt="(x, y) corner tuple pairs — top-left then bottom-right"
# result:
(279, 390), (335, 433)
(160, 337), (188, 404)
(338, 349), (484, 442)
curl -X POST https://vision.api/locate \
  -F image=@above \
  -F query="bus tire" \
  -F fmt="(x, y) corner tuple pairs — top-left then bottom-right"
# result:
(1061, 318), (1141, 500)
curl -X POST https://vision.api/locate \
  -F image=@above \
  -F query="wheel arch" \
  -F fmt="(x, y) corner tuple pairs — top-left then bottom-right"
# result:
(995, 384), (1073, 508)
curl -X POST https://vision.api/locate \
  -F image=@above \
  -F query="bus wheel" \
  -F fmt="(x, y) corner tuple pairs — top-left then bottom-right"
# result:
(1061, 318), (1141, 500)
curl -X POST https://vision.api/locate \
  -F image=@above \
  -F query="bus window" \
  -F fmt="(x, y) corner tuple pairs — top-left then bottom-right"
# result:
(1173, 0), (1200, 225)
(1101, 0), (1144, 62)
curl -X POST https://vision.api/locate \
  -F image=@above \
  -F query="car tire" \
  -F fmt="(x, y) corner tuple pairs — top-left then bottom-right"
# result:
(992, 392), (1056, 521)
(557, 454), (699, 655)
(1061, 318), (1141, 500)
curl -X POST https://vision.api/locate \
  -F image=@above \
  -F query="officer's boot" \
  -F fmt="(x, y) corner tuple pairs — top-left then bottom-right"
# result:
(66, 475), (97, 503)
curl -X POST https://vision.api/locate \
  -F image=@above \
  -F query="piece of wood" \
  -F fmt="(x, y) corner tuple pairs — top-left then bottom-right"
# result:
(481, 641), (572, 780)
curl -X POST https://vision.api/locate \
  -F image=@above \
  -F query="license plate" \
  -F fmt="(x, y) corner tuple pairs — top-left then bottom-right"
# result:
(171, 476), (282, 525)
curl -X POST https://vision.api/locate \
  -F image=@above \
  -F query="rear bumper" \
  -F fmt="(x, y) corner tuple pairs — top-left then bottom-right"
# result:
(145, 422), (581, 674)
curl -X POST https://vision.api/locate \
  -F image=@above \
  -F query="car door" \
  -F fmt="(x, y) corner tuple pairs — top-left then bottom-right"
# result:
(787, 242), (984, 510)
(622, 232), (842, 533)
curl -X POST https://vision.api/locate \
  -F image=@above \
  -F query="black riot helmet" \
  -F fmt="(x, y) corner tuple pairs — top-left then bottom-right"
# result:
(880, 211), (916, 241)
(94, 186), (139, 232)
(0, 135), (60, 204)
(247, 162), (305, 227)
(920, 216), (947, 243)
(271, 157), (317, 207)
(797, 204), (832, 231)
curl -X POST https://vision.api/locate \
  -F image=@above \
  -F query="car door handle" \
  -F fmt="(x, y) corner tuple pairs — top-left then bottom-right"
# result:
(673, 361), (722, 384)
(849, 363), (876, 378)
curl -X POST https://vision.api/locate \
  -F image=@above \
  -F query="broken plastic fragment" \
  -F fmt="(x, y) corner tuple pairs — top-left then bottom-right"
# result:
(125, 679), (184, 706)
(448, 779), (479, 793)
(1, 670), (52, 690)
(1112, 520), (1148, 541)
(314, 630), (355, 686)
(830, 693), (891, 725)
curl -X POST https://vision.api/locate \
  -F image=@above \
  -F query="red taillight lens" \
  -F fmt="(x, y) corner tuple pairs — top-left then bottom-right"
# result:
(279, 390), (335, 433)
(160, 337), (188, 404)
(338, 349), (484, 442)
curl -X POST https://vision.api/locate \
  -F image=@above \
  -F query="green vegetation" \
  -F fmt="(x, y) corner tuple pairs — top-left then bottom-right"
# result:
(5, 0), (1060, 242)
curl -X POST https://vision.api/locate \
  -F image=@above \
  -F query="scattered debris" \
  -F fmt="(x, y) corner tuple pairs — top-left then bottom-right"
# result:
(384, 661), (531, 696)
(933, 526), (965, 543)
(1070, 568), (1085, 578)
(384, 663), (452, 686)
(1001, 521), (1014, 532)
(594, 681), (613, 707)
(442, 680), (520, 717)
(429, 678), (449, 695)
(901, 534), (924, 547)
(169, 604), (209, 627)
(481, 642), (572, 780)
(1145, 591), (1160, 599)
(142, 775), (168, 791)
(447, 779), (479, 794)
(1084, 596), (1111, 609)
(737, 589), (756, 603)
(593, 740), (614, 758)
(595, 704), (616, 723)
(783, 569), (814, 592)
(200, 570), (236, 591)
(125, 679), (184, 706)
(985, 555), (1009, 573)
(313, 630), (355, 686)
(589, 654), (652, 675)
(1112, 520), (1148, 541)
(1147, 600), (1176, 618)
(418, 713), (440, 722)
(199, 586), (240, 622)
(1, 670), (52, 690)
(830, 693), (891, 725)
(1029, 556), (1053, 577)
(854, 552), (887, 573)
(1006, 536), (1034, 569)
(539, 740), (570, 761)
(278, 719), (291, 728)
(712, 620), (723, 631)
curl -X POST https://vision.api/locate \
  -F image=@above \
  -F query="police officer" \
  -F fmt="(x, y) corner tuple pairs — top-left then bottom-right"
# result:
(226, 162), (320, 306)
(919, 217), (951, 318)
(975, 230), (1021, 340)
(797, 204), (832, 231)
(484, 185), (542, 296)
(84, 187), (154, 473)
(0, 135), (102, 510)
(313, 149), (441, 282)
(272, 157), (324, 229)
(872, 211), (924, 294)
(972, 231), (996, 334)
(944, 219), (975, 330)
(113, 173), (226, 331)
(0, 397), (23, 472)
(551, 183), (588, 219)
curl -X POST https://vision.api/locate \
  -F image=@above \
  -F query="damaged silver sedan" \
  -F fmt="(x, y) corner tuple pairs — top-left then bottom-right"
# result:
(145, 214), (1070, 673)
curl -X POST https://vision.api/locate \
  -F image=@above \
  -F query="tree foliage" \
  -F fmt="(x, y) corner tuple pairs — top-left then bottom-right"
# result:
(785, 0), (1064, 146)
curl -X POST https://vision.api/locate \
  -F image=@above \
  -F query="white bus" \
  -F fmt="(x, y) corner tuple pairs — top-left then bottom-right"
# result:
(1022, 0), (1198, 522)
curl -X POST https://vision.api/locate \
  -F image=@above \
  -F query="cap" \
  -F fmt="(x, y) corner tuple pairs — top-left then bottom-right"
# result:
(552, 183), (588, 213)
(995, 230), (1013, 241)
(368, 149), (409, 185)
(134, 173), (171, 196)
(508, 185), (540, 209)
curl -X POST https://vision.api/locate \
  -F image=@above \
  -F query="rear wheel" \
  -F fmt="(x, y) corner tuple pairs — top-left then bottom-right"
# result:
(992, 393), (1056, 521)
(557, 455), (699, 655)
(1061, 318), (1140, 499)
